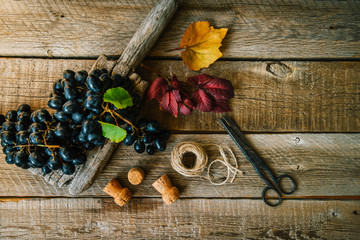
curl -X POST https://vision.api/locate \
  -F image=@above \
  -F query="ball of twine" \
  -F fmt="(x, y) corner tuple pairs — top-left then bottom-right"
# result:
(170, 141), (208, 177)
(170, 141), (242, 185)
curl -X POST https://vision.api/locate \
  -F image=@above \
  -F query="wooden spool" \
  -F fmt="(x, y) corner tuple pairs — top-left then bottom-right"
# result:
(28, 0), (178, 195)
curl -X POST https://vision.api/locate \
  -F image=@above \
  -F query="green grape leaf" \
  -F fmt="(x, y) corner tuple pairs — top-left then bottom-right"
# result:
(103, 87), (133, 109)
(99, 121), (127, 143)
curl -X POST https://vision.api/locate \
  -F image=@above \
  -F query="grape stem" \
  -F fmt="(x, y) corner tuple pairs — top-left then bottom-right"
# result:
(140, 63), (171, 85)
(110, 110), (138, 131)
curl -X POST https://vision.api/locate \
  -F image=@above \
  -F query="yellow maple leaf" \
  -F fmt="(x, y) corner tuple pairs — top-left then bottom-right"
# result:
(179, 21), (228, 71)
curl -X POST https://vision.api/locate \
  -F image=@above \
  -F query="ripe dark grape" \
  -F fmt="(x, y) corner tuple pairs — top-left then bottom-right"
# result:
(15, 121), (29, 132)
(54, 111), (70, 122)
(54, 122), (71, 139)
(72, 112), (84, 124)
(1, 131), (16, 145)
(17, 104), (31, 114)
(14, 151), (28, 167)
(29, 122), (46, 132)
(72, 153), (86, 165)
(3, 145), (15, 155)
(17, 112), (30, 122)
(16, 131), (29, 145)
(42, 165), (52, 174)
(5, 152), (16, 164)
(47, 155), (62, 170)
(87, 75), (102, 92)
(63, 69), (76, 79)
(154, 138), (166, 151)
(2, 121), (16, 132)
(81, 119), (99, 135)
(58, 146), (72, 162)
(5, 110), (17, 122)
(63, 100), (81, 114)
(75, 70), (88, 85)
(29, 151), (46, 168)
(147, 120), (160, 133)
(100, 73), (113, 91)
(62, 162), (75, 175)
(29, 132), (43, 145)
(84, 95), (102, 110)
(48, 96), (66, 110)
(146, 144), (156, 155)
(64, 85), (78, 100)
(134, 141), (145, 153)
(123, 133), (136, 146)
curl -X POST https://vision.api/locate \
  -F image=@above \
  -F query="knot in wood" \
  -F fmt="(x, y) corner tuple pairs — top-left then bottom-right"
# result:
(128, 167), (145, 185)
(152, 174), (180, 205)
(103, 178), (132, 206)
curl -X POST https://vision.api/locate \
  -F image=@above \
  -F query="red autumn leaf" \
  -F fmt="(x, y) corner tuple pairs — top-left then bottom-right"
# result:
(192, 89), (213, 112)
(179, 97), (194, 115)
(188, 73), (234, 99)
(189, 73), (234, 113)
(146, 77), (169, 102)
(161, 89), (181, 117)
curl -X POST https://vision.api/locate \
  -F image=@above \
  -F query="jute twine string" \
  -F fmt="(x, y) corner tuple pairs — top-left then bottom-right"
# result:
(170, 141), (243, 185)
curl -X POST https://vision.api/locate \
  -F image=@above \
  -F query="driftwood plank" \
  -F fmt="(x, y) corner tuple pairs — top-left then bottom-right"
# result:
(1, 134), (359, 198)
(1, 58), (359, 132)
(0, 0), (359, 59)
(0, 198), (359, 239)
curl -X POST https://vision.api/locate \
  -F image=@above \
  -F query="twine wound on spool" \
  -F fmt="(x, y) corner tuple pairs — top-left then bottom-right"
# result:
(170, 141), (243, 185)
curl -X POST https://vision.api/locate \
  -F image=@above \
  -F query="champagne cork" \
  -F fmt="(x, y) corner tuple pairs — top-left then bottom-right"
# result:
(152, 174), (180, 205)
(103, 178), (132, 206)
(128, 167), (145, 185)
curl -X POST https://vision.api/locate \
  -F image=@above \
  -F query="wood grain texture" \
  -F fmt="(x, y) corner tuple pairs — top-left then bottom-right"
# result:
(1, 134), (359, 198)
(1, 58), (359, 132)
(0, 0), (359, 59)
(1, 198), (359, 239)
(138, 60), (360, 132)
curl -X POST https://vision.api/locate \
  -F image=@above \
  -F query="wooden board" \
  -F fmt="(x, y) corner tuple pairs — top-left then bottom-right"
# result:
(1, 134), (359, 198)
(0, 0), (359, 59)
(1, 58), (359, 132)
(1, 198), (359, 239)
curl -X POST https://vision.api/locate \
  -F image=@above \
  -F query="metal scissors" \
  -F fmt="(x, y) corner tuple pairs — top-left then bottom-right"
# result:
(220, 116), (297, 207)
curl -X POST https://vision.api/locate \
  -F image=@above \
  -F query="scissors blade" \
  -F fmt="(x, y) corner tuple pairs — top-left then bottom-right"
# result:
(220, 116), (261, 165)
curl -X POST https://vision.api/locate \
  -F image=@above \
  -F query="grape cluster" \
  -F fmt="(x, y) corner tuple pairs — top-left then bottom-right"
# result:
(49, 69), (141, 149)
(1, 68), (171, 175)
(0, 105), (86, 175)
(123, 118), (170, 155)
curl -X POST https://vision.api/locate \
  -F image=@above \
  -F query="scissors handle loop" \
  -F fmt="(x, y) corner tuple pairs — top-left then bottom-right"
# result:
(277, 174), (297, 194)
(262, 186), (282, 207)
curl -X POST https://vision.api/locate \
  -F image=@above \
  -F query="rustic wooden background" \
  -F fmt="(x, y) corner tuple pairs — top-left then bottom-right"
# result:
(1, 0), (359, 239)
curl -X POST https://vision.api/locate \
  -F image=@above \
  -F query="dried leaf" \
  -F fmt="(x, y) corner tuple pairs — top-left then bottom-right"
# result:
(179, 21), (228, 71)
(189, 73), (234, 113)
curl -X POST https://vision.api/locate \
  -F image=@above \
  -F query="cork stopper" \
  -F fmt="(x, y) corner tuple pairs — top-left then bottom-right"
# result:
(128, 167), (145, 185)
(103, 178), (132, 206)
(152, 174), (180, 205)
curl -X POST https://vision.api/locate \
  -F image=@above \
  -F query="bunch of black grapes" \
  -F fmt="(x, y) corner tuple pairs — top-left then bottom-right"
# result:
(0, 68), (170, 175)
(0, 105), (85, 175)
(123, 118), (170, 155)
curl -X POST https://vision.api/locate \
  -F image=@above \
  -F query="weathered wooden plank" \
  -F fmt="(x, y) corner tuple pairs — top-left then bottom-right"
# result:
(1, 134), (359, 197)
(0, 0), (359, 59)
(1, 58), (359, 132)
(0, 198), (359, 239)
(138, 60), (360, 132)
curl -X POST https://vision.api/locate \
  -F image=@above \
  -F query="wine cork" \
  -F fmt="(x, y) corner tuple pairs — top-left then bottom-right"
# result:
(152, 174), (180, 205)
(103, 178), (132, 206)
(128, 167), (145, 185)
